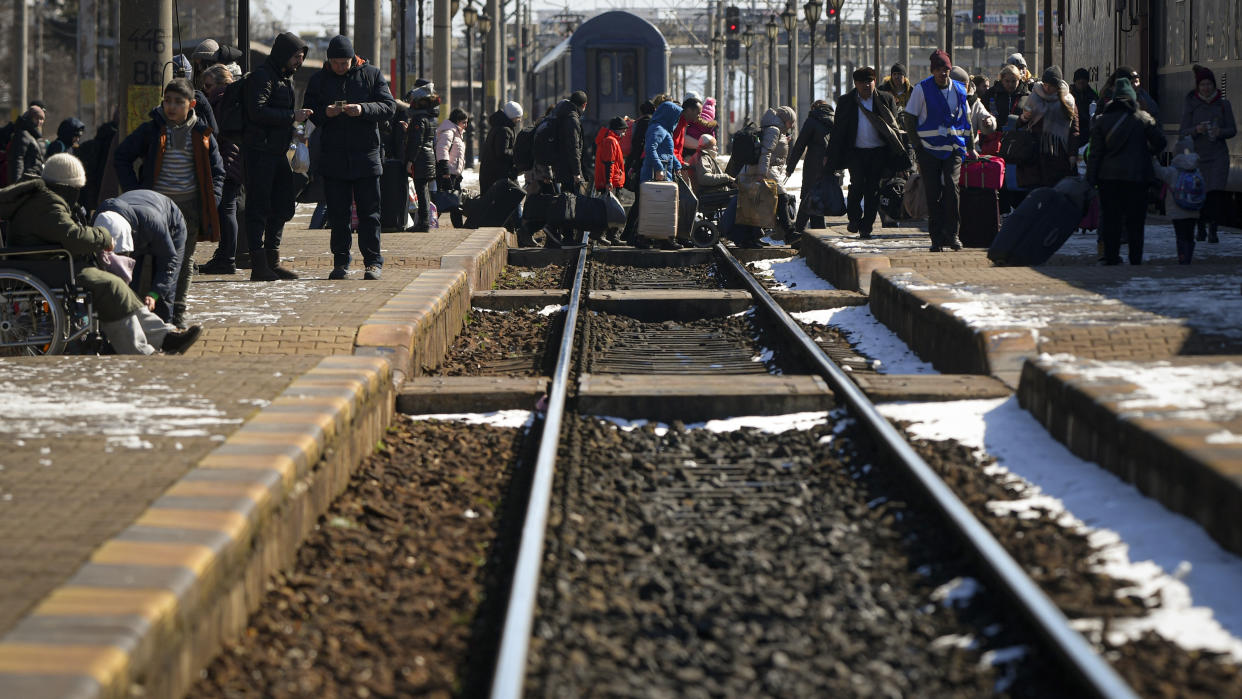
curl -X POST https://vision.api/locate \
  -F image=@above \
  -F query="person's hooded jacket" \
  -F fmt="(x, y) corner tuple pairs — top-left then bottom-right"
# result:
(243, 31), (309, 154)
(641, 101), (683, 182)
(46, 118), (85, 158)
(112, 105), (225, 242)
(8, 112), (45, 183)
(435, 118), (466, 177)
(593, 126), (625, 190)
(1085, 81), (1165, 185)
(787, 102), (836, 190)
(304, 37), (396, 180)
(686, 97), (718, 143)
(97, 189), (188, 315)
(553, 98), (585, 181)
(479, 108), (519, 192)
(404, 87), (439, 181)
(741, 107), (797, 188)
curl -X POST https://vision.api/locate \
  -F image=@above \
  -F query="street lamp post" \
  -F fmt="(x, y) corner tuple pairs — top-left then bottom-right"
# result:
(829, 0), (844, 100)
(711, 33), (725, 119)
(765, 15), (779, 108)
(804, 0), (822, 101)
(781, 2), (798, 110)
(741, 26), (754, 123)
(463, 1), (477, 167)
(478, 11), (492, 164)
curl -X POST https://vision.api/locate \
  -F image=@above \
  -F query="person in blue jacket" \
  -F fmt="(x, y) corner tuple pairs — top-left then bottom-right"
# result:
(631, 99), (684, 249)
(95, 190), (189, 322)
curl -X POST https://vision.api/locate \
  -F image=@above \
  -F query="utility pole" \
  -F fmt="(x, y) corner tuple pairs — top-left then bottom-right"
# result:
(716, 0), (726, 142)
(118, 0), (173, 139)
(434, 0), (452, 119)
(238, 0), (250, 72)
(899, 0), (908, 73)
(945, 0), (953, 54)
(14, 0), (27, 120)
(1042, 0), (1052, 70)
(873, 0), (880, 71)
(514, 1), (525, 109)
(418, 0), (426, 78)
(357, 0), (381, 67)
(399, 0), (408, 95)
(79, 0), (98, 131)
(1024, 0), (1037, 66)
(487, 0), (501, 118)
(341, 0), (348, 34)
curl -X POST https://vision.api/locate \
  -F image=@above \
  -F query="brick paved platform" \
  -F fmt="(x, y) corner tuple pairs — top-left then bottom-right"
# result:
(0, 207), (509, 698)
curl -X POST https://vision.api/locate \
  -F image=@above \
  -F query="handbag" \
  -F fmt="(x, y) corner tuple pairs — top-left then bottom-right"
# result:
(288, 141), (310, 174)
(902, 172), (928, 220)
(807, 172), (846, 217)
(999, 127), (1037, 165)
(736, 178), (779, 228)
(432, 188), (462, 212)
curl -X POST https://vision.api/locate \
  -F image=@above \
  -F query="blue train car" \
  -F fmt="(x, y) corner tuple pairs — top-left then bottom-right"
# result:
(531, 10), (669, 133)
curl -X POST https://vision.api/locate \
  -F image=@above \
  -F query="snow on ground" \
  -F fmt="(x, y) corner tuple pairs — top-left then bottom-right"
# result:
(0, 359), (241, 447)
(405, 410), (534, 428)
(795, 307), (938, 375)
(188, 281), (368, 325)
(746, 256), (834, 291)
(879, 397), (1242, 659)
(599, 412), (830, 436)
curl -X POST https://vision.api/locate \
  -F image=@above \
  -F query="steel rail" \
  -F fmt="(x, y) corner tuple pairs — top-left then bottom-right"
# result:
(715, 243), (1138, 699)
(489, 243), (589, 699)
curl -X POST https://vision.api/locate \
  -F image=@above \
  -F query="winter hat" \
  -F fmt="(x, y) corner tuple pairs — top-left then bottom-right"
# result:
(949, 66), (970, 86)
(1073, 67), (1090, 82)
(698, 134), (717, 150)
(327, 35), (355, 59)
(172, 54), (193, 81)
(569, 90), (588, 107)
(930, 50), (952, 71)
(853, 66), (877, 82)
(1042, 65), (1063, 85)
(683, 90), (702, 103)
(502, 101), (523, 120)
(776, 105), (797, 128)
(1006, 53), (1027, 70)
(41, 153), (86, 188)
(408, 83), (436, 102)
(1113, 77), (1137, 103)
(890, 63), (906, 76)
(608, 116), (627, 131)
(192, 39), (220, 60)
(94, 211), (134, 254)
(1193, 64), (1216, 87)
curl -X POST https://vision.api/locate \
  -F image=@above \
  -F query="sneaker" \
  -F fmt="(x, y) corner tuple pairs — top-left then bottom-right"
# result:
(197, 258), (236, 275)
(364, 265), (382, 280)
(161, 325), (202, 355)
(329, 266), (348, 280)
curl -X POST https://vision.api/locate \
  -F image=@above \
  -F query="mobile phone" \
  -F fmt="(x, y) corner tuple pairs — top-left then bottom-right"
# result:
(334, 100), (347, 108)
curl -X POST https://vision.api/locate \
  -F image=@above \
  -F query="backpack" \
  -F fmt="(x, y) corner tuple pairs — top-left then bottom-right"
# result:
(730, 121), (762, 166)
(513, 122), (537, 172)
(216, 74), (249, 139)
(1172, 167), (1207, 211)
(532, 114), (559, 166)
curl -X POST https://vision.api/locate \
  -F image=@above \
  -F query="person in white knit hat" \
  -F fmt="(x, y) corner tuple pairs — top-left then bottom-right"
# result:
(479, 100), (524, 194)
(0, 154), (201, 354)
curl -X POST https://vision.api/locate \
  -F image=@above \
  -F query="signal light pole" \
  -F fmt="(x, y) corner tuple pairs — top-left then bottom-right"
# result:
(804, 0), (821, 101)
(828, 0), (843, 99)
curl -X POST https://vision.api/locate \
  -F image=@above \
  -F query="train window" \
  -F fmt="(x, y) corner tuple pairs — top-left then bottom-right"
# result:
(621, 54), (636, 97)
(599, 54), (614, 97)
(1167, 0), (1186, 66)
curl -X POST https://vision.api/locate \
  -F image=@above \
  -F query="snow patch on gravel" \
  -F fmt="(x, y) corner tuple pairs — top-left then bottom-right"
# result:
(793, 307), (937, 375)
(879, 397), (1242, 660)
(599, 412), (830, 435)
(405, 410), (534, 428)
(746, 257), (837, 291)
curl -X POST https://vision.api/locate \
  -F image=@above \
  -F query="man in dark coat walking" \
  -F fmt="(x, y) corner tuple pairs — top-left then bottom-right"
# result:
(479, 100), (523, 193)
(553, 91), (588, 194)
(786, 99), (836, 233)
(304, 35), (396, 280)
(242, 31), (312, 281)
(826, 67), (904, 239)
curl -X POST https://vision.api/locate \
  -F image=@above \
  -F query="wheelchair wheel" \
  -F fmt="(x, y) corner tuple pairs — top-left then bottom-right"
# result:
(0, 270), (67, 356)
(690, 219), (721, 248)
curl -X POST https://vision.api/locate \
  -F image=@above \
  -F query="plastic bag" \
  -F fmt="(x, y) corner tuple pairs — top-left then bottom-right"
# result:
(736, 179), (779, 228)
(288, 141), (310, 174)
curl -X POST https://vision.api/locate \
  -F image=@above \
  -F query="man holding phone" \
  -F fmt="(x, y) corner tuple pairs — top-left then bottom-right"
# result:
(304, 34), (396, 280)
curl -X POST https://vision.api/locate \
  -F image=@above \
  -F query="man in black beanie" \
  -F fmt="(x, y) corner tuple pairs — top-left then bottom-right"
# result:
(304, 34), (396, 280)
(879, 63), (912, 110)
(551, 90), (589, 193)
(1070, 67), (1098, 149)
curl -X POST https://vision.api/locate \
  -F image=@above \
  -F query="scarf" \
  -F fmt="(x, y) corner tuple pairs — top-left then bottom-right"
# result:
(163, 108), (198, 153)
(1025, 81), (1075, 156)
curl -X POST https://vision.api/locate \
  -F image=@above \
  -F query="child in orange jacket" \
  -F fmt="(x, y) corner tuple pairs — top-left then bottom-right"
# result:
(593, 117), (627, 192)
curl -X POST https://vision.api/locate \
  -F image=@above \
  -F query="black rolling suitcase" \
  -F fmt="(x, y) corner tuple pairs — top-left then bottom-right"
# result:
(380, 159), (409, 230)
(959, 187), (1000, 248)
(465, 178), (525, 228)
(987, 187), (1082, 265)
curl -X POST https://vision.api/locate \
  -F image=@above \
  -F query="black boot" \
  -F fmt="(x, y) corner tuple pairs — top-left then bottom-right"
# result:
(249, 249), (277, 282)
(1208, 222), (1219, 243)
(1196, 222), (1207, 241)
(1176, 238), (1194, 264)
(267, 250), (300, 280)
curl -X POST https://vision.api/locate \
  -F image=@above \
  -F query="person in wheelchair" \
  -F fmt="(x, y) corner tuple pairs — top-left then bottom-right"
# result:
(0, 154), (202, 355)
(687, 134), (736, 209)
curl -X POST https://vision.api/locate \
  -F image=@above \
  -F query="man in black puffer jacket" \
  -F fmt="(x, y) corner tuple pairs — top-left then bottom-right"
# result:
(479, 101), (523, 193)
(553, 91), (588, 194)
(787, 99), (836, 233)
(242, 31), (311, 281)
(304, 35), (396, 281)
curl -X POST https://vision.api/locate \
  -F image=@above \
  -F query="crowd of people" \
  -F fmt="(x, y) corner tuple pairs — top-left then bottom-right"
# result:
(0, 36), (1236, 355)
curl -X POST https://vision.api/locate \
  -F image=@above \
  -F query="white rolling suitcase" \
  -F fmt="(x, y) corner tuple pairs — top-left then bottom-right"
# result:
(637, 180), (678, 240)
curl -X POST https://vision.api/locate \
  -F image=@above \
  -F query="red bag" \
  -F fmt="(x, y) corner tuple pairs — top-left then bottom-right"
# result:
(978, 132), (1003, 156)
(959, 155), (1005, 190)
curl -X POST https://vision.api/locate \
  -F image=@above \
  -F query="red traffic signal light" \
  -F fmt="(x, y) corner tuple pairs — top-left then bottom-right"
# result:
(826, 6), (837, 18)
(726, 6), (740, 34)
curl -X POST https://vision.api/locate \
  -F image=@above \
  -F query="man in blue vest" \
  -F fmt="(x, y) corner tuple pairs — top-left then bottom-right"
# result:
(901, 49), (971, 251)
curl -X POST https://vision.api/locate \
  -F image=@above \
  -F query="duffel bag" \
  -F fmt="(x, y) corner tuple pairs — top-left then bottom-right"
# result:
(959, 155), (1005, 190)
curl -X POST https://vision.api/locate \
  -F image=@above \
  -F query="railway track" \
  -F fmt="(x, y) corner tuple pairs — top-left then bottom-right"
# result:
(490, 243), (1138, 698)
